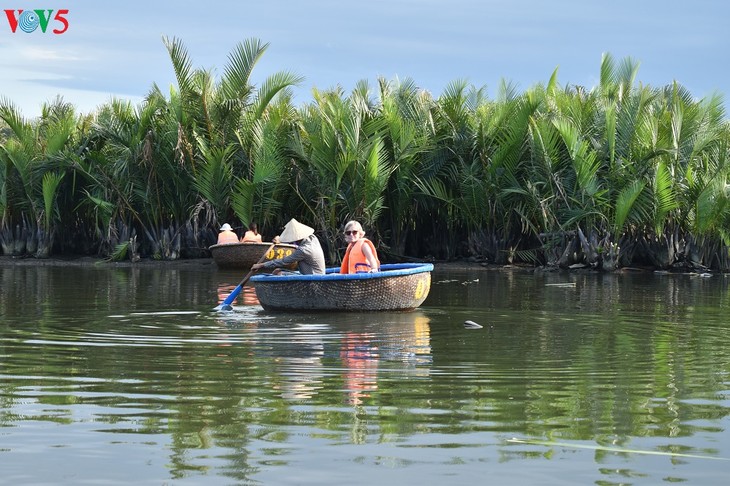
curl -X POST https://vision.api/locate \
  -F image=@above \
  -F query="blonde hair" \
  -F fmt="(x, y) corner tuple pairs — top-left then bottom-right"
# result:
(344, 220), (363, 234)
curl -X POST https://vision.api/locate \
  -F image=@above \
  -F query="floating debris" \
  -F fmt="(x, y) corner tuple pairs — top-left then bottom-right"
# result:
(689, 272), (713, 278)
(545, 283), (576, 288)
(464, 320), (483, 329)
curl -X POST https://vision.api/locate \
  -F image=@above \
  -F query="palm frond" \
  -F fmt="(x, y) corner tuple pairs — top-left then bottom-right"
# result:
(109, 241), (129, 262)
(599, 52), (616, 94)
(222, 38), (269, 101)
(0, 97), (32, 141)
(614, 179), (648, 237)
(192, 140), (234, 216)
(162, 36), (195, 98)
(694, 178), (729, 234)
(252, 71), (305, 120)
(231, 178), (255, 227)
(653, 161), (678, 233)
(42, 171), (64, 230)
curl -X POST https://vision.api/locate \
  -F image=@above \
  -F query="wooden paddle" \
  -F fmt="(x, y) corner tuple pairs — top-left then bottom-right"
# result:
(216, 243), (276, 311)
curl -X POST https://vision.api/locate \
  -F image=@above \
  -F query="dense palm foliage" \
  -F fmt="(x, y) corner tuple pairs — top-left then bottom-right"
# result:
(1, 46), (729, 271)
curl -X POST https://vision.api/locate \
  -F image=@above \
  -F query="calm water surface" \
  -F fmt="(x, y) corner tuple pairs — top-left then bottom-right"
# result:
(1, 261), (729, 485)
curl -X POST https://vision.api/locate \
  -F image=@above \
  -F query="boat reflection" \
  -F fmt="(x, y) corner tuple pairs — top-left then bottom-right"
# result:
(217, 282), (260, 306)
(273, 331), (325, 400)
(340, 332), (379, 405)
(339, 312), (431, 404)
(228, 311), (432, 404)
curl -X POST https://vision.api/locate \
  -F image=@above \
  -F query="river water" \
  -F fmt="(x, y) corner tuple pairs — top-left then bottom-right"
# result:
(1, 261), (728, 485)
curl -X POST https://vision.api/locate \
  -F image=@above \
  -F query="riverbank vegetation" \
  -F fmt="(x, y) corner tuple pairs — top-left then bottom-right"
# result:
(1, 37), (729, 271)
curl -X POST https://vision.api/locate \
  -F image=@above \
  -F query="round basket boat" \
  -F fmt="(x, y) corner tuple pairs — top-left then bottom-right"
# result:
(250, 263), (433, 312)
(209, 242), (297, 270)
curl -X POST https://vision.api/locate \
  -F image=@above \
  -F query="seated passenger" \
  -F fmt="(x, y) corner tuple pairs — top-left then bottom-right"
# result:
(217, 223), (239, 245)
(241, 222), (263, 243)
(339, 220), (380, 274)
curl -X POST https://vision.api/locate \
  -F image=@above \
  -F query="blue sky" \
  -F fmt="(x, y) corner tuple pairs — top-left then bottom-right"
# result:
(1, 0), (728, 118)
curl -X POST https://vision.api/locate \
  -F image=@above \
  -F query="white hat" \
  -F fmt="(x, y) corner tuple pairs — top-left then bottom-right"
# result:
(219, 223), (233, 231)
(279, 218), (314, 243)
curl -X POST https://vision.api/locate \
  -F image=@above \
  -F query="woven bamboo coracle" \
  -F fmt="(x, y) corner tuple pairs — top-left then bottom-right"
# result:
(251, 263), (433, 312)
(209, 242), (297, 270)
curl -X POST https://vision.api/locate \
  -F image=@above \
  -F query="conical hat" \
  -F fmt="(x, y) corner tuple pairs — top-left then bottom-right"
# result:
(279, 218), (314, 243)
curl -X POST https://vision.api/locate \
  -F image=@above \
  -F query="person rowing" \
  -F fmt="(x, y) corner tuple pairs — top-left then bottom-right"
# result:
(251, 218), (326, 275)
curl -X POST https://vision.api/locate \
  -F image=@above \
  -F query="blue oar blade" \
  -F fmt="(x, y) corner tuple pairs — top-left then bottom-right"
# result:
(223, 284), (243, 306)
(213, 243), (272, 312)
(215, 283), (243, 311)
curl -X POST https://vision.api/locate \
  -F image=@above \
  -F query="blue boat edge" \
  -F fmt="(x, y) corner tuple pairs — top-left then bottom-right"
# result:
(250, 262), (434, 282)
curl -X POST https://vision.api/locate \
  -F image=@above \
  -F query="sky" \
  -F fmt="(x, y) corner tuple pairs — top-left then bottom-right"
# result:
(1, 0), (728, 119)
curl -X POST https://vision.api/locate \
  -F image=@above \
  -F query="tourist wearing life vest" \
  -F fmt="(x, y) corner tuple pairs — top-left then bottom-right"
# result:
(217, 223), (239, 245)
(340, 220), (380, 274)
(240, 222), (263, 243)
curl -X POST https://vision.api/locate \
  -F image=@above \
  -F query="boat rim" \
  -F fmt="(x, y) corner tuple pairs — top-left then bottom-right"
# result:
(208, 241), (296, 250)
(250, 262), (434, 282)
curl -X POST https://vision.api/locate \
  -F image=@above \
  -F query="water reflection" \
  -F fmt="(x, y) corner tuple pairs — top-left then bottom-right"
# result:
(273, 327), (326, 400)
(214, 307), (432, 404)
(216, 282), (260, 306)
(340, 331), (379, 405)
(1, 262), (729, 485)
(336, 313), (431, 405)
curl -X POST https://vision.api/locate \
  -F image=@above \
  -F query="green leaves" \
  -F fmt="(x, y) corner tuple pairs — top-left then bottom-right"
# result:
(221, 39), (268, 102)
(614, 179), (647, 238)
(193, 140), (234, 217)
(2, 46), (730, 268)
(694, 177), (729, 235)
(653, 161), (678, 233)
(41, 171), (64, 230)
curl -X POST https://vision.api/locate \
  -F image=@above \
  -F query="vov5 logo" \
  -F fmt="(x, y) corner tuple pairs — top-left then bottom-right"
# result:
(4, 8), (70, 34)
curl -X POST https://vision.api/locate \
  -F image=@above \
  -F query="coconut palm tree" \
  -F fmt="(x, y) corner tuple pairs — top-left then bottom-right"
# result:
(162, 36), (303, 242)
(289, 83), (393, 262)
(376, 77), (437, 258)
(230, 90), (297, 234)
(0, 96), (77, 257)
(81, 98), (160, 258)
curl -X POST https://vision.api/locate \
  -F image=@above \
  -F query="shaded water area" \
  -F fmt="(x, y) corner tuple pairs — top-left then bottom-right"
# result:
(1, 259), (729, 485)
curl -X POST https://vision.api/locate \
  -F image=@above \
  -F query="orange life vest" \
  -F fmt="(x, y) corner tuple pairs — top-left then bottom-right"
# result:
(217, 230), (239, 245)
(241, 230), (262, 243)
(340, 238), (380, 274)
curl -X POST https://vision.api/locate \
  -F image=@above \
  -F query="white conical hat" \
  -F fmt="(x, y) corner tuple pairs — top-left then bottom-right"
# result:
(219, 223), (233, 231)
(279, 218), (314, 243)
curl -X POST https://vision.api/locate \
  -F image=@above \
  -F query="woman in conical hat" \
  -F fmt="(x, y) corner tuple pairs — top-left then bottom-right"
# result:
(252, 218), (326, 274)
